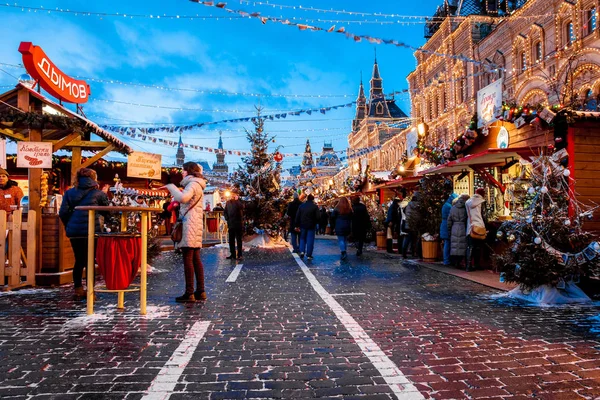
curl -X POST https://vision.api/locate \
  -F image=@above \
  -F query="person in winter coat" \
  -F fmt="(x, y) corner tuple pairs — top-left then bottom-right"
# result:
(447, 194), (469, 268)
(59, 168), (109, 301)
(440, 193), (458, 266)
(0, 167), (23, 213)
(385, 198), (401, 253)
(465, 187), (487, 271)
(319, 206), (328, 235)
(286, 192), (302, 252)
(163, 162), (207, 302)
(295, 194), (319, 260)
(402, 192), (421, 258)
(331, 197), (353, 260)
(351, 196), (371, 256)
(224, 190), (245, 260)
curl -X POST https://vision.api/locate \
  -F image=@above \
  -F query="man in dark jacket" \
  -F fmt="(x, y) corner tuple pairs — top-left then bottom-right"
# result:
(0, 167), (24, 213)
(59, 168), (109, 301)
(385, 198), (400, 253)
(224, 190), (244, 260)
(286, 192), (302, 253)
(295, 194), (319, 260)
(351, 196), (371, 256)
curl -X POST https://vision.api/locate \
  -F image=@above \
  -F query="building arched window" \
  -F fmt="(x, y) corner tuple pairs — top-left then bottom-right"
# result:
(520, 51), (527, 72)
(585, 8), (597, 36)
(376, 102), (384, 115)
(566, 21), (575, 46)
(534, 41), (543, 63)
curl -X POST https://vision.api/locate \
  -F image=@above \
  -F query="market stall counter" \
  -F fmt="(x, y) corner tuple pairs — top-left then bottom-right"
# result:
(75, 205), (162, 315)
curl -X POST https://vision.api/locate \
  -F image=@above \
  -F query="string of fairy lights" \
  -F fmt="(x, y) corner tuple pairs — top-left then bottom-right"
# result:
(1, 2), (590, 24)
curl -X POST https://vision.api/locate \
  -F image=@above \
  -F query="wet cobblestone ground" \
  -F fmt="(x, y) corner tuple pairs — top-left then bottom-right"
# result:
(1, 237), (600, 399)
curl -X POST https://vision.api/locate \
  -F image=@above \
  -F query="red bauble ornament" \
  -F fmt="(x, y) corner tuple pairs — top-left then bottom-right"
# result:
(273, 152), (283, 162)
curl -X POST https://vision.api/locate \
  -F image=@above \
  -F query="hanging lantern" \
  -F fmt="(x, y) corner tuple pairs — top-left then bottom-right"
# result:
(273, 152), (283, 163)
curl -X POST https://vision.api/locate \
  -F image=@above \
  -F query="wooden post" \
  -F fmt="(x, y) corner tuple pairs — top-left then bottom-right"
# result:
(25, 210), (36, 285)
(140, 211), (148, 315)
(28, 128), (43, 277)
(86, 210), (95, 315)
(71, 147), (82, 186)
(9, 210), (21, 287)
(0, 211), (6, 287)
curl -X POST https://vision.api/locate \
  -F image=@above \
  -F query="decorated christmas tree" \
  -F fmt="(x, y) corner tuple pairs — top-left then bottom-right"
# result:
(407, 174), (453, 238)
(231, 107), (284, 237)
(495, 149), (600, 296)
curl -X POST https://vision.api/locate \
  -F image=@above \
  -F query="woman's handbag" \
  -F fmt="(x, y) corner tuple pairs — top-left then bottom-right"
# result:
(170, 195), (202, 243)
(470, 225), (487, 240)
(171, 220), (183, 243)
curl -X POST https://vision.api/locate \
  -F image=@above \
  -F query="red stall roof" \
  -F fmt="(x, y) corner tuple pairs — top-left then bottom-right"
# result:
(420, 147), (538, 176)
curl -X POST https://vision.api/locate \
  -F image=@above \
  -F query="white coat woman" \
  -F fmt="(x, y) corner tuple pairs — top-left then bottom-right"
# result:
(164, 162), (207, 302)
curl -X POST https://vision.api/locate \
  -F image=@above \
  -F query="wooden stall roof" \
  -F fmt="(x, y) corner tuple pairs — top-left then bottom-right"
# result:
(420, 147), (538, 176)
(0, 83), (133, 154)
(372, 174), (424, 191)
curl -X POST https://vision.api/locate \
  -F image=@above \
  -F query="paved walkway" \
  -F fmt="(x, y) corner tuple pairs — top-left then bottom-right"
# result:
(0, 237), (599, 399)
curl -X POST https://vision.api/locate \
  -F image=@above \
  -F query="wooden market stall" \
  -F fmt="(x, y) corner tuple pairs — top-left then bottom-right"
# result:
(0, 83), (133, 287)
(417, 109), (600, 267)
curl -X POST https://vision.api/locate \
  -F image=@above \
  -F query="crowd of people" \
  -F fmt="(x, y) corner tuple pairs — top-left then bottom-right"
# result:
(285, 193), (372, 260)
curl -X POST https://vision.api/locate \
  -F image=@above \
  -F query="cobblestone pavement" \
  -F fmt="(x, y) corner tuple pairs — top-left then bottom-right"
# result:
(1, 238), (600, 399)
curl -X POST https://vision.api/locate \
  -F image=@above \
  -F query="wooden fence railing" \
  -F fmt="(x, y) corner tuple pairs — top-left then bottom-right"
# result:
(0, 210), (37, 290)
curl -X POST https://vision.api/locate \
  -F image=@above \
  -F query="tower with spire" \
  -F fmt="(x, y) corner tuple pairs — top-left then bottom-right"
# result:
(301, 139), (314, 173)
(353, 73), (367, 132)
(213, 131), (229, 174)
(176, 131), (185, 166)
(368, 52), (391, 118)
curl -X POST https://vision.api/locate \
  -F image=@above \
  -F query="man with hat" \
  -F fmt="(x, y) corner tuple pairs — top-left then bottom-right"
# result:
(0, 167), (24, 213)
(224, 188), (244, 260)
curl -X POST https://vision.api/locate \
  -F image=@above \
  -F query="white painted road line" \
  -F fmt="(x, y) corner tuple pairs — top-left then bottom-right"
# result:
(226, 264), (244, 282)
(291, 251), (424, 400)
(331, 292), (366, 296)
(142, 320), (211, 400)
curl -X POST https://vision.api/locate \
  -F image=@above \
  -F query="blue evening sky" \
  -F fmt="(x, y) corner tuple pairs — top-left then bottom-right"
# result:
(0, 0), (442, 169)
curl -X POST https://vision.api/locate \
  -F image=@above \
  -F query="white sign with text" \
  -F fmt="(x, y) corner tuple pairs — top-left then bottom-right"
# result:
(477, 79), (503, 128)
(17, 141), (52, 168)
(127, 151), (162, 180)
(0, 139), (5, 168)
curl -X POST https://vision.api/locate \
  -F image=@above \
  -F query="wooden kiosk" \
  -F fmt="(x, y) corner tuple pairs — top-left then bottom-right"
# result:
(0, 82), (134, 288)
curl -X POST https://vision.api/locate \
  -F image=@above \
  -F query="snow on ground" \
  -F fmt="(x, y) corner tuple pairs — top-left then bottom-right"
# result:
(0, 288), (57, 296)
(61, 313), (110, 331)
(500, 283), (592, 305)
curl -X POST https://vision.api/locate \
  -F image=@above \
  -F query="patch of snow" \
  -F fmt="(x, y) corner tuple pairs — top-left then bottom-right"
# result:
(243, 234), (291, 249)
(504, 283), (592, 305)
(61, 313), (110, 330)
(142, 305), (172, 319)
(147, 264), (169, 274)
(0, 288), (57, 296)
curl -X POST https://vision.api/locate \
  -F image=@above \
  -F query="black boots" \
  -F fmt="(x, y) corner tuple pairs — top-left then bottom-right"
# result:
(175, 293), (196, 303)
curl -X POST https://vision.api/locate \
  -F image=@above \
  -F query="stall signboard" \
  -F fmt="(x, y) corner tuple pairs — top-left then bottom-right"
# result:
(18, 42), (90, 104)
(127, 151), (162, 180)
(496, 126), (510, 149)
(17, 142), (52, 169)
(0, 139), (5, 168)
(406, 128), (418, 156)
(477, 79), (503, 128)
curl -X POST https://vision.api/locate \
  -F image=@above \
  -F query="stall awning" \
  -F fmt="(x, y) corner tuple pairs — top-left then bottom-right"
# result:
(420, 147), (538, 176)
(372, 175), (423, 191)
(137, 189), (170, 197)
(0, 84), (133, 154)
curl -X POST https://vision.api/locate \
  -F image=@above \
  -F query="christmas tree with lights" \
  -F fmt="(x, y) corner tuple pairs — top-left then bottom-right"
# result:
(231, 107), (285, 237)
(495, 148), (600, 301)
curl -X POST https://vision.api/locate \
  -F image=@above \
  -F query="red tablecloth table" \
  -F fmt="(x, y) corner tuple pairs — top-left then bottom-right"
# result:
(96, 234), (142, 290)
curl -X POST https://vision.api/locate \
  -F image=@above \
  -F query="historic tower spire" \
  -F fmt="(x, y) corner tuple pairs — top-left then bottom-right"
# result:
(213, 131), (229, 174)
(353, 73), (368, 132)
(176, 131), (185, 166)
(368, 54), (391, 118)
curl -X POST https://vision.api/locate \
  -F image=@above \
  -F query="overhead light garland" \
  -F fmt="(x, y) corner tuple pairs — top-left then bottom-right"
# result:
(190, 0), (497, 68)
